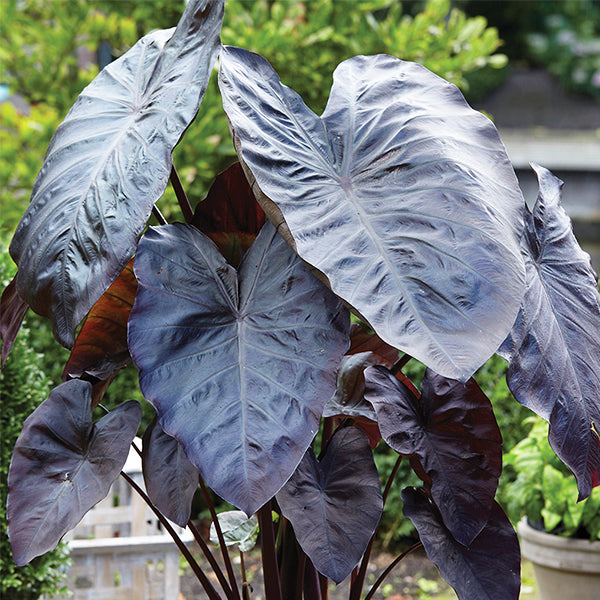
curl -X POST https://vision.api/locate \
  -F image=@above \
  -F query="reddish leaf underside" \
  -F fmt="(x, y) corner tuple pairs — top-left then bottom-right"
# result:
(1, 275), (29, 367)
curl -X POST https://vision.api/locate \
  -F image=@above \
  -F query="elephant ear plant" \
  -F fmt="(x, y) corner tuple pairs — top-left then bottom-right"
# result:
(2, 1), (600, 598)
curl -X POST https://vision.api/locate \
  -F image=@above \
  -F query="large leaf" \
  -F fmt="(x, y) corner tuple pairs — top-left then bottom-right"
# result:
(219, 47), (526, 381)
(128, 221), (350, 514)
(142, 417), (199, 527)
(191, 161), (265, 267)
(365, 366), (502, 546)
(7, 379), (141, 565)
(0, 275), (29, 367)
(9, 0), (224, 348)
(402, 487), (520, 600)
(276, 427), (383, 584)
(63, 259), (137, 381)
(499, 165), (600, 499)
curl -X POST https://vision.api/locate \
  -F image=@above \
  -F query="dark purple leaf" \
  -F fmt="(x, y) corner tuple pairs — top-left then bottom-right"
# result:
(219, 46), (526, 381)
(128, 221), (350, 514)
(499, 164), (600, 498)
(276, 428), (383, 584)
(402, 487), (520, 600)
(365, 366), (502, 546)
(0, 275), (29, 367)
(142, 417), (199, 527)
(191, 162), (265, 267)
(63, 260), (137, 381)
(347, 323), (399, 365)
(7, 379), (141, 565)
(9, 0), (224, 348)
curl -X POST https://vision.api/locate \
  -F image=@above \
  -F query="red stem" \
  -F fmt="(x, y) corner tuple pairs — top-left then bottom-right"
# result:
(258, 502), (283, 600)
(200, 478), (242, 600)
(170, 164), (194, 223)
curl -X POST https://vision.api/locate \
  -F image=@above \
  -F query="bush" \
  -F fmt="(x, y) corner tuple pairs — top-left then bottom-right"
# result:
(0, 248), (70, 600)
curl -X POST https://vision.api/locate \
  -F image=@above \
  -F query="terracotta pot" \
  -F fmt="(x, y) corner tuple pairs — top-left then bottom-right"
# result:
(518, 518), (600, 600)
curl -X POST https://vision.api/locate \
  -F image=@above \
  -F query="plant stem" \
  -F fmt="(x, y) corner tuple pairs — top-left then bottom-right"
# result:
(349, 454), (403, 600)
(120, 470), (222, 600)
(390, 353), (412, 375)
(200, 477), (242, 600)
(152, 205), (168, 225)
(258, 502), (283, 600)
(170, 164), (194, 223)
(240, 550), (252, 600)
(364, 542), (423, 600)
(188, 519), (234, 598)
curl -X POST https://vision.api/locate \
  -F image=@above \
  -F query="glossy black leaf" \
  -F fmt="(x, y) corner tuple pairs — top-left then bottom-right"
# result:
(276, 427), (383, 584)
(142, 417), (199, 527)
(499, 165), (600, 499)
(128, 221), (350, 515)
(7, 380), (141, 565)
(9, 0), (224, 348)
(365, 366), (502, 546)
(0, 275), (29, 367)
(402, 487), (520, 600)
(219, 46), (526, 381)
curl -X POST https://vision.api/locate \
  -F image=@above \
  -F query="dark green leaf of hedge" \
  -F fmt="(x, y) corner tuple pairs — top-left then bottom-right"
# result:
(402, 487), (520, 600)
(191, 162), (265, 267)
(128, 222), (349, 514)
(219, 46), (526, 381)
(63, 260), (137, 381)
(365, 366), (502, 546)
(276, 428), (383, 584)
(7, 380), (141, 565)
(9, 0), (224, 348)
(499, 165), (600, 499)
(142, 417), (199, 527)
(0, 275), (29, 367)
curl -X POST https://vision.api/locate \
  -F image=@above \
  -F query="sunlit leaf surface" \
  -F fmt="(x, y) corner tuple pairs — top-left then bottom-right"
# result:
(128, 221), (349, 514)
(9, 0), (224, 347)
(219, 46), (526, 381)
(499, 165), (600, 499)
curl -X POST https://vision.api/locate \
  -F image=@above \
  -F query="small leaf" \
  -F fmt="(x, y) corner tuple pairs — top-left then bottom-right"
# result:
(365, 366), (502, 546)
(7, 380), (141, 565)
(0, 275), (29, 367)
(219, 47), (526, 381)
(402, 487), (520, 600)
(63, 260), (137, 381)
(128, 221), (349, 514)
(142, 417), (199, 527)
(209, 510), (259, 552)
(276, 427), (383, 584)
(499, 164), (600, 499)
(9, 0), (224, 348)
(191, 161), (265, 266)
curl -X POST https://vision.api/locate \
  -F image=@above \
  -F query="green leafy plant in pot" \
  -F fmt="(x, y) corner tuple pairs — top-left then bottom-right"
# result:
(503, 418), (600, 600)
(1, 0), (600, 599)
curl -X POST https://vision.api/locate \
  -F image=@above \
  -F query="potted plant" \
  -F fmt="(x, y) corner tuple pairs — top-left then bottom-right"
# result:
(503, 418), (600, 600)
(1, 0), (599, 599)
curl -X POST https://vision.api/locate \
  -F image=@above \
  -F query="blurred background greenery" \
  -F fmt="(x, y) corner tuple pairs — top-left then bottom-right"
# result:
(1, 1), (597, 594)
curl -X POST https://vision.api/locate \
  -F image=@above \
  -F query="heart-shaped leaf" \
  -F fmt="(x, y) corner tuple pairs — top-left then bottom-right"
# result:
(219, 47), (526, 381)
(209, 510), (259, 553)
(9, 0), (224, 348)
(499, 164), (600, 499)
(365, 366), (502, 546)
(128, 221), (350, 514)
(7, 379), (141, 565)
(63, 260), (137, 381)
(0, 275), (29, 367)
(142, 417), (199, 527)
(402, 487), (520, 600)
(276, 427), (383, 584)
(191, 161), (265, 267)
(347, 323), (399, 365)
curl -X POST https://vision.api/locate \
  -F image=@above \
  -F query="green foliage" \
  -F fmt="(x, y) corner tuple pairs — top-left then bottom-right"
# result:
(501, 418), (600, 540)
(0, 248), (70, 599)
